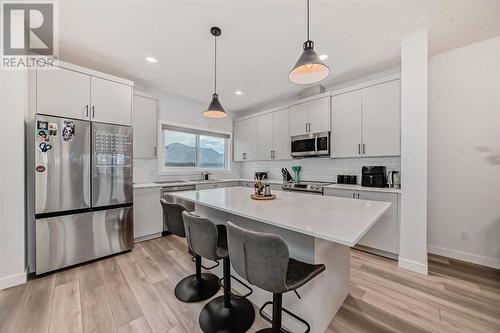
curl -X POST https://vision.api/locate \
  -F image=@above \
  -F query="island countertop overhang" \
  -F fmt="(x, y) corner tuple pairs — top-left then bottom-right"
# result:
(168, 187), (391, 247)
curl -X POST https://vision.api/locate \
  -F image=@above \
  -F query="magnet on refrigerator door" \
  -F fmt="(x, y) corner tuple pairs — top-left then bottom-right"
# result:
(62, 121), (75, 141)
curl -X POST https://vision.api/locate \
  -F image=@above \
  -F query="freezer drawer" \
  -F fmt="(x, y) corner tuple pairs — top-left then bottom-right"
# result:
(36, 206), (133, 274)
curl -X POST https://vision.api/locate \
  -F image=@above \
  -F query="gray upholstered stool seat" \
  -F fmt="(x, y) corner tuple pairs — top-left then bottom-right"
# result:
(226, 222), (326, 333)
(182, 211), (255, 333)
(285, 258), (325, 291)
(160, 199), (220, 302)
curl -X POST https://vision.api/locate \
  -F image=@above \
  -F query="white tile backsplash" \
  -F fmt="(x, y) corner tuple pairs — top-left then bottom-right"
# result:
(134, 156), (400, 185)
(235, 156), (401, 183)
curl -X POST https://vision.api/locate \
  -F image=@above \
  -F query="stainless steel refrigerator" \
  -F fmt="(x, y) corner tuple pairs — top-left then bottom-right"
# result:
(33, 114), (133, 274)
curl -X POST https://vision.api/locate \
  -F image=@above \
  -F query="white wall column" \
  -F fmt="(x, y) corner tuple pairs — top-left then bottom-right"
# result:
(399, 30), (429, 274)
(0, 70), (27, 289)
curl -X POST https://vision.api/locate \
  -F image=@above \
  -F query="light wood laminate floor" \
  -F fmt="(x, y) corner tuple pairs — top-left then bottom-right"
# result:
(1, 235), (499, 333)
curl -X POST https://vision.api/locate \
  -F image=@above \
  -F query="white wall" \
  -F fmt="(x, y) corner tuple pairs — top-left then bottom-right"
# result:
(133, 89), (236, 183)
(0, 70), (27, 289)
(399, 30), (429, 275)
(428, 36), (500, 268)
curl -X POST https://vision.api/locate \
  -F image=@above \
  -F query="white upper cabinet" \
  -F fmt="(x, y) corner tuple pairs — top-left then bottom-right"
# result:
(234, 107), (291, 162)
(256, 108), (290, 161)
(307, 96), (331, 134)
(289, 96), (331, 136)
(133, 94), (158, 159)
(233, 117), (258, 161)
(332, 90), (362, 158)
(273, 108), (290, 160)
(361, 80), (400, 157)
(331, 79), (400, 158)
(257, 112), (274, 160)
(35, 62), (134, 126)
(90, 77), (132, 126)
(37, 67), (91, 120)
(289, 102), (309, 136)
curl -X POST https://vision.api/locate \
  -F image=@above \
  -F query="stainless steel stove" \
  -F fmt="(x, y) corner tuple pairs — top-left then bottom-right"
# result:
(281, 181), (333, 195)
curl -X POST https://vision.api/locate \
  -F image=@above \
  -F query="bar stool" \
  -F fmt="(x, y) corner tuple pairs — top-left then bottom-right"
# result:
(160, 199), (220, 302)
(226, 222), (326, 333)
(182, 211), (255, 333)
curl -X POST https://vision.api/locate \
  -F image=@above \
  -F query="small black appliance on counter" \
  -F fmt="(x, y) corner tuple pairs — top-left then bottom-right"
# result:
(361, 166), (387, 188)
(337, 175), (357, 184)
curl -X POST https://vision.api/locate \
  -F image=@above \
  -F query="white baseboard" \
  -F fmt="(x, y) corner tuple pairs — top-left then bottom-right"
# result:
(0, 271), (27, 290)
(398, 257), (428, 275)
(428, 245), (500, 270)
(134, 232), (163, 243)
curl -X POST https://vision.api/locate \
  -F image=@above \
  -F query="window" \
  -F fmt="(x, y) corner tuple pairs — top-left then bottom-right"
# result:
(160, 124), (230, 172)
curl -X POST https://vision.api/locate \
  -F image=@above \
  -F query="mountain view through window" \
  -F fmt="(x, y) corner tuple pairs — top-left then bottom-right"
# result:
(164, 129), (226, 169)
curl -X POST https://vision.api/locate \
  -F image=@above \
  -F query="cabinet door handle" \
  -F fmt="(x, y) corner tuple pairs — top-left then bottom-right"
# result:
(91, 106), (95, 118)
(358, 144), (361, 155)
(357, 193), (360, 199)
(352, 193), (355, 199)
(363, 144), (366, 155)
(308, 123), (311, 132)
(305, 123), (308, 133)
(85, 105), (89, 118)
(154, 147), (157, 157)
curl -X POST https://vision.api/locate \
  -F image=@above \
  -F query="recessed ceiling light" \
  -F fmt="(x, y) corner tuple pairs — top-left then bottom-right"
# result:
(319, 54), (328, 60)
(146, 56), (157, 63)
(235, 90), (243, 95)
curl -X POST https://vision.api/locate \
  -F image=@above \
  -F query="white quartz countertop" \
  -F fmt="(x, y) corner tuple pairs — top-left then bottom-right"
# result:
(324, 183), (402, 194)
(133, 178), (282, 189)
(169, 187), (391, 247)
(133, 179), (242, 189)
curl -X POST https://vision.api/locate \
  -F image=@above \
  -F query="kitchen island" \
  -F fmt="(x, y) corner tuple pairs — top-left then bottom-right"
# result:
(170, 187), (390, 333)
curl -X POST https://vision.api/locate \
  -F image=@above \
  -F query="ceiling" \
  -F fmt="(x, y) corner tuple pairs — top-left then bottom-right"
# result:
(58, 0), (500, 113)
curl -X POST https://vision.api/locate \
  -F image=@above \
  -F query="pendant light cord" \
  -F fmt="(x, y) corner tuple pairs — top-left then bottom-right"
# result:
(214, 36), (217, 94)
(306, 0), (310, 41)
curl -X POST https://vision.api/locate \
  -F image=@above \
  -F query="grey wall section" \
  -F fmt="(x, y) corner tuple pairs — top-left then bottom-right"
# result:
(0, 70), (27, 289)
(428, 36), (500, 269)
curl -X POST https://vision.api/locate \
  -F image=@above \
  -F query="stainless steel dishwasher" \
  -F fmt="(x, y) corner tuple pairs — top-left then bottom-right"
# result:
(160, 184), (196, 233)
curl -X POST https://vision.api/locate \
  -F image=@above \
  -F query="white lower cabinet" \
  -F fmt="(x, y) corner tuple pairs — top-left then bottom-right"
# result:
(133, 187), (163, 239)
(324, 188), (399, 255)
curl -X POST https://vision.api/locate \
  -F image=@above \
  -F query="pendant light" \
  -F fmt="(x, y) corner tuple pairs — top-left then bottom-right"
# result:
(204, 27), (227, 118)
(289, 0), (330, 84)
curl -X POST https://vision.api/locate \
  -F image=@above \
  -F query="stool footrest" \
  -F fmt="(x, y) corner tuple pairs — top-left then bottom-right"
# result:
(259, 301), (311, 333)
(218, 275), (253, 299)
(191, 255), (220, 270)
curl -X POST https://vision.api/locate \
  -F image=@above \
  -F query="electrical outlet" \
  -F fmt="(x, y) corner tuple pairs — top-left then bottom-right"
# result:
(459, 229), (469, 240)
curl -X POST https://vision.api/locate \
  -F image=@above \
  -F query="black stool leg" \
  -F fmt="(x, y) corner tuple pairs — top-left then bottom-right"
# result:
(174, 254), (220, 302)
(199, 257), (255, 333)
(272, 294), (283, 333)
(258, 293), (311, 333)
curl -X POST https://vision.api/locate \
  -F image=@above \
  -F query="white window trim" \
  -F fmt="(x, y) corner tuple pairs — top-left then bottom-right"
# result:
(157, 121), (232, 175)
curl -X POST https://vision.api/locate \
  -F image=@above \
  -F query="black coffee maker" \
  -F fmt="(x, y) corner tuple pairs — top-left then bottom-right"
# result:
(361, 166), (387, 188)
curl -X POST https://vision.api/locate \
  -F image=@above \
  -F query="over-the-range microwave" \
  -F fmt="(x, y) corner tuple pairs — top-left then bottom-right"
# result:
(291, 132), (330, 158)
